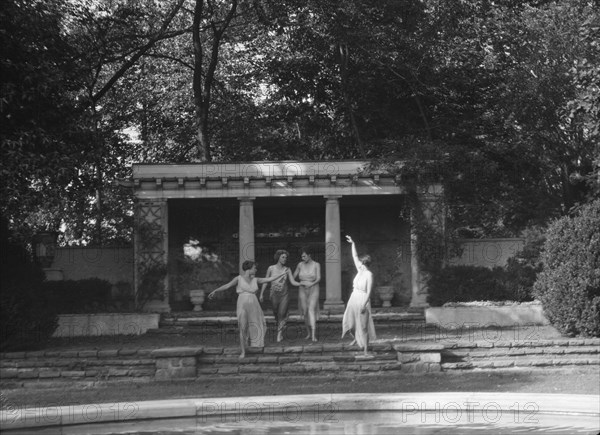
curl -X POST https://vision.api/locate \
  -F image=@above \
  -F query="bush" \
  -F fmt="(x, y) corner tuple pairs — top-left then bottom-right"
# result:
(427, 265), (532, 306)
(504, 226), (546, 301)
(42, 278), (113, 314)
(533, 200), (600, 337)
(0, 218), (58, 351)
(428, 266), (511, 306)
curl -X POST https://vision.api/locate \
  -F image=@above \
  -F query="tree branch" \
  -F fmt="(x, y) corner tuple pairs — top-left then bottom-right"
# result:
(92, 0), (186, 103)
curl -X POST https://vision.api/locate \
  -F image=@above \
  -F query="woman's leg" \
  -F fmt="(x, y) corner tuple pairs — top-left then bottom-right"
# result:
(359, 308), (370, 355)
(298, 288), (310, 339)
(271, 292), (281, 341)
(237, 300), (247, 358)
(238, 328), (247, 358)
(308, 288), (319, 341)
(277, 292), (289, 342)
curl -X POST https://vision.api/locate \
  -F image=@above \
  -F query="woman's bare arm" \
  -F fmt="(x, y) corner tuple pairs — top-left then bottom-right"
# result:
(208, 276), (238, 299)
(259, 266), (273, 300)
(346, 235), (362, 271)
(256, 271), (286, 285)
(287, 268), (300, 286)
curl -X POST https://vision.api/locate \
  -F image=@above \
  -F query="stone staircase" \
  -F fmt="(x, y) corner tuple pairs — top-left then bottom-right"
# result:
(149, 309), (426, 341)
(440, 339), (600, 370)
(196, 342), (408, 376)
(2, 308), (598, 387)
(2, 338), (598, 388)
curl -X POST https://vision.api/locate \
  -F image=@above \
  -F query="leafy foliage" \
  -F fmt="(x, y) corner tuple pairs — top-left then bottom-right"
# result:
(0, 216), (58, 351)
(42, 278), (113, 314)
(533, 199), (600, 337)
(1, 0), (598, 245)
(427, 265), (534, 307)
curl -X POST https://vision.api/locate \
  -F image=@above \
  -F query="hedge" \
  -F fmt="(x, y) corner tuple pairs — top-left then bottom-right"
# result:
(427, 265), (534, 307)
(42, 278), (113, 314)
(533, 200), (600, 337)
(0, 218), (58, 351)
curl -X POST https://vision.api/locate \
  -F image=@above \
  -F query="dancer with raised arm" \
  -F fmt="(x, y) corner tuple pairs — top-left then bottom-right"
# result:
(294, 246), (321, 342)
(259, 250), (301, 342)
(342, 235), (376, 356)
(208, 261), (285, 358)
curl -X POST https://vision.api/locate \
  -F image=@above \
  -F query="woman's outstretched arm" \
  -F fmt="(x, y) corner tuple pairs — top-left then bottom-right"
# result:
(346, 235), (361, 271)
(256, 271), (287, 285)
(208, 276), (239, 299)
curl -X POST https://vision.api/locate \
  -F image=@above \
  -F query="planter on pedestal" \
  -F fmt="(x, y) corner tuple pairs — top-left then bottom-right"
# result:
(377, 286), (395, 308)
(189, 289), (206, 311)
(33, 231), (58, 268)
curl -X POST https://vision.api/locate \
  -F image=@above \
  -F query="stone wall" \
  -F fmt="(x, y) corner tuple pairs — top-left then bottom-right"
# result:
(49, 246), (133, 285)
(46, 239), (525, 309)
(449, 238), (525, 268)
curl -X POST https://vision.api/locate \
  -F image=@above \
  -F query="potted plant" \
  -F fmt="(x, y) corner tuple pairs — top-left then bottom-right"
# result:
(375, 265), (401, 308)
(177, 239), (232, 311)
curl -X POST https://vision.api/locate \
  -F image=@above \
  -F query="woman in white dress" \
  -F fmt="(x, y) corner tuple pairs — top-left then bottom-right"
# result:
(342, 235), (376, 356)
(208, 260), (285, 358)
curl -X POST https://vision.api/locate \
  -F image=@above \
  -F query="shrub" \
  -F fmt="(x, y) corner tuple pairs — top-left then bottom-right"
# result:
(533, 200), (600, 337)
(42, 278), (113, 314)
(0, 218), (58, 351)
(504, 226), (546, 301)
(427, 265), (530, 306)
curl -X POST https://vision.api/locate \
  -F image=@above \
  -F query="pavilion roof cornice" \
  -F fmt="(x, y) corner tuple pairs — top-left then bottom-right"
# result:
(130, 160), (442, 199)
(132, 160), (385, 179)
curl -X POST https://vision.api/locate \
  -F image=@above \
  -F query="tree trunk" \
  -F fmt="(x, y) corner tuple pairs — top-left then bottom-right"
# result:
(339, 43), (366, 159)
(192, 0), (238, 162)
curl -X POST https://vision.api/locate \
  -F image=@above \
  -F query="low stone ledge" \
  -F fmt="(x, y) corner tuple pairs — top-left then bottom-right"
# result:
(393, 343), (445, 352)
(1, 368), (18, 378)
(52, 313), (160, 337)
(155, 366), (196, 380)
(150, 347), (203, 358)
(425, 305), (549, 327)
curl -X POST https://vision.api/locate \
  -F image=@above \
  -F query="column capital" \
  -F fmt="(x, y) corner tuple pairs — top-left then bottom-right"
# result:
(324, 195), (342, 201)
(237, 196), (256, 202)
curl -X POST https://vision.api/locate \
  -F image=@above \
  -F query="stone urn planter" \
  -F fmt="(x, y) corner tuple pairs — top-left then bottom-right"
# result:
(376, 286), (395, 308)
(189, 289), (206, 311)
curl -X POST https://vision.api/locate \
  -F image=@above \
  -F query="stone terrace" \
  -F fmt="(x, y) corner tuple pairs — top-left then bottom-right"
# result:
(1, 332), (598, 388)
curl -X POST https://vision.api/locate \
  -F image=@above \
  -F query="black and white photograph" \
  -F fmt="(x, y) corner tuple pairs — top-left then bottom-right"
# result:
(1, 0), (598, 433)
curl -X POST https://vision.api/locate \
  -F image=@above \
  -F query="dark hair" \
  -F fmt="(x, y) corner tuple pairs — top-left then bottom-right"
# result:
(359, 254), (372, 267)
(241, 260), (256, 271)
(301, 246), (313, 257)
(274, 250), (289, 263)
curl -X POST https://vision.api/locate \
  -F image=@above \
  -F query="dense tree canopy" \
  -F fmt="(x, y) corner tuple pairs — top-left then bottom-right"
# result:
(1, 0), (598, 244)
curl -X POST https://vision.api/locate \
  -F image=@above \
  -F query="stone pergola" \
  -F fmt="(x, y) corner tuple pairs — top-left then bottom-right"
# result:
(132, 161), (443, 312)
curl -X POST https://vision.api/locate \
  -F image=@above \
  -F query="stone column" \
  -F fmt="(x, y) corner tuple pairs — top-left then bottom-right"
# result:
(135, 198), (171, 313)
(323, 195), (345, 313)
(409, 184), (445, 308)
(409, 218), (429, 308)
(238, 197), (255, 272)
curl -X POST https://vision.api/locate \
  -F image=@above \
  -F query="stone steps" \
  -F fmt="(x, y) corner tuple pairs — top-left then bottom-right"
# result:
(151, 311), (426, 339)
(1, 337), (598, 387)
(158, 311), (425, 327)
(194, 343), (410, 376)
(0, 350), (156, 385)
(440, 339), (600, 371)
